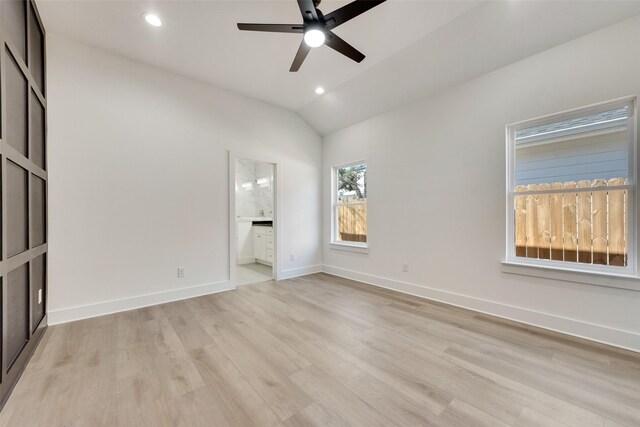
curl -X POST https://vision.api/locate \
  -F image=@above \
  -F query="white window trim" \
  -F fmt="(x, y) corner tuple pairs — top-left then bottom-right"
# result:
(504, 96), (640, 290)
(501, 260), (640, 291)
(329, 242), (369, 254)
(331, 160), (368, 253)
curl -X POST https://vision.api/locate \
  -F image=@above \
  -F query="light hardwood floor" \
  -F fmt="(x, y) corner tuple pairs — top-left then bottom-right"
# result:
(236, 262), (273, 286)
(2, 273), (640, 426)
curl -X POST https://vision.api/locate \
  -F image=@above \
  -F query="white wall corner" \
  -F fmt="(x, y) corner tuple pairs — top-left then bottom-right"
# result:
(278, 264), (324, 280)
(321, 265), (640, 353)
(47, 280), (234, 325)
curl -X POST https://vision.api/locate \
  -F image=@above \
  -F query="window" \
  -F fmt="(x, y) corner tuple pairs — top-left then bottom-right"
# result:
(506, 98), (636, 275)
(332, 162), (367, 250)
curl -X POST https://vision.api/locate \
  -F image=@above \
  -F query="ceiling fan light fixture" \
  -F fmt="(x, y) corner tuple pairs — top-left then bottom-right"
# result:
(236, 0), (387, 71)
(303, 29), (325, 48)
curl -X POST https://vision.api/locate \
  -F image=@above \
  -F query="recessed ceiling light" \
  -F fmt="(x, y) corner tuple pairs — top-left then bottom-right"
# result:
(144, 13), (162, 27)
(315, 87), (325, 95)
(304, 29), (325, 48)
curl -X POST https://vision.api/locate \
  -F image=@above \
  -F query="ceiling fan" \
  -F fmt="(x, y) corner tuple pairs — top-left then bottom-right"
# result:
(237, 0), (387, 72)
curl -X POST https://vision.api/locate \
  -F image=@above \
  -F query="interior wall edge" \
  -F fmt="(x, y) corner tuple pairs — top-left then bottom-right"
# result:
(47, 280), (234, 325)
(46, 264), (324, 325)
(321, 265), (640, 353)
(279, 264), (323, 280)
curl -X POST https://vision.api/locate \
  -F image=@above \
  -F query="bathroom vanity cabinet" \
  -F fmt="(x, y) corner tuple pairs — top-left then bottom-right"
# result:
(253, 226), (274, 265)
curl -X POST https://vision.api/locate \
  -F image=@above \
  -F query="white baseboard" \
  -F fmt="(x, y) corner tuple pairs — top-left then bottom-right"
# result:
(237, 257), (255, 265)
(48, 280), (234, 325)
(322, 265), (640, 353)
(279, 264), (323, 280)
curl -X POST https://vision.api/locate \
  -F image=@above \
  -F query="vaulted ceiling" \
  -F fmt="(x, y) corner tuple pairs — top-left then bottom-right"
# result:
(38, 0), (640, 135)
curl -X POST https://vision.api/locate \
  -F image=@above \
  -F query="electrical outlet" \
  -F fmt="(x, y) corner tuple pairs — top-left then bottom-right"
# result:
(177, 267), (185, 278)
(402, 262), (409, 273)
(38, 289), (42, 304)
(290, 253), (295, 262)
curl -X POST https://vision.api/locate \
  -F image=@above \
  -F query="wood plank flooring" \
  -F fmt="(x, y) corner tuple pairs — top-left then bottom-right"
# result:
(2, 273), (639, 426)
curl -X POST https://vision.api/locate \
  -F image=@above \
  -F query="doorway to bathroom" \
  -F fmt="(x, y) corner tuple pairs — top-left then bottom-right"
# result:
(230, 153), (278, 286)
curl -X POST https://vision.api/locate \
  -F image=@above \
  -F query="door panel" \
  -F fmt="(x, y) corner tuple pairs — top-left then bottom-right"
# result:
(6, 264), (29, 367)
(1, 1), (26, 61)
(7, 161), (28, 256)
(6, 50), (28, 156)
(1, 0), (48, 410)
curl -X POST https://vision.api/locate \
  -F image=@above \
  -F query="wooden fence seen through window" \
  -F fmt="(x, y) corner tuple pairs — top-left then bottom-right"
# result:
(338, 199), (367, 243)
(515, 178), (627, 266)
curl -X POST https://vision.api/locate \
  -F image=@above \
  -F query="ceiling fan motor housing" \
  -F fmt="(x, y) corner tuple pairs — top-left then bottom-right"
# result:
(237, 0), (387, 71)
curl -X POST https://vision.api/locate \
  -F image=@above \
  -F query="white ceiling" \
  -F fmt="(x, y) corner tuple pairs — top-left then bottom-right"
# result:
(38, 0), (640, 135)
(37, 0), (478, 108)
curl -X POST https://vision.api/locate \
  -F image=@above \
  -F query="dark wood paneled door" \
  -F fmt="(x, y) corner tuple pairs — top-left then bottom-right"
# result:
(0, 0), (47, 410)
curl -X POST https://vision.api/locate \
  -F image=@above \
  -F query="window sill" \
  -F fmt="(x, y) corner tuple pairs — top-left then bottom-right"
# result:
(329, 242), (369, 254)
(501, 260), (640, 291)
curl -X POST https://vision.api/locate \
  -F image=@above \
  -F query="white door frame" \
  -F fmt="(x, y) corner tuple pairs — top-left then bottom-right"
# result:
(228, 150), (281, 286)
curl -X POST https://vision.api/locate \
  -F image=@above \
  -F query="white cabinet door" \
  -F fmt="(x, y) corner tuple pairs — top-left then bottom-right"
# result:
(253, 233), (263, 261)
(259, 236), (266, 261)
(252, 226), (273, 264)
(237, 222), (254, 263)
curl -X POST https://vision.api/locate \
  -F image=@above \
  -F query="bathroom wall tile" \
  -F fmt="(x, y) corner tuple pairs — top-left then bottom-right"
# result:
(235, 159), (274, 218)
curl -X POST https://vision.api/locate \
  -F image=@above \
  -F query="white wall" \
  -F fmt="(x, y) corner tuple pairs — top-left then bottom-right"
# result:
(322, 16), (640, 351)
(47, 35), (322, 323)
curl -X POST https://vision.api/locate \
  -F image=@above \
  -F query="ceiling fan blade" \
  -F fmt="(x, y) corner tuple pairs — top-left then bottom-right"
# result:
(237, 23), (304, 33)
(297, 0), (319, 23)
(290, 40), (312, 72)
(325, 31), (365, 63)
(323, 0), (386, 30)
